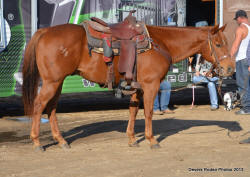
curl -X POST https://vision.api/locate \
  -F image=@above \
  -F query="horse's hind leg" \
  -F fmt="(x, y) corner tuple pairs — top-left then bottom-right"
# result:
(46, 83), (70, 149)
(127, 91), (142, 147)
(31, 81), (62, 151)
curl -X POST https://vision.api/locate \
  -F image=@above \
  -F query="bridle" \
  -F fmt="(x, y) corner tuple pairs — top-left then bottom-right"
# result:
(207, 32), (230, 77)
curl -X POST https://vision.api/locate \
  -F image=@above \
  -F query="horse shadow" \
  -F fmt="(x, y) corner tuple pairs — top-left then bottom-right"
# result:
(44, 117), (242, 149)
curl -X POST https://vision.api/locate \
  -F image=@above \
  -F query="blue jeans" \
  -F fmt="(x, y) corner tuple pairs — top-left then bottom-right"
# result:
(193, 75), (219, 108)
(236, 59), (250, 111)
(153, 80), (171, 111)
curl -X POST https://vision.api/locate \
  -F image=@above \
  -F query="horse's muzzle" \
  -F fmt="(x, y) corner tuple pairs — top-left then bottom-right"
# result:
(219, 66), (234, 77)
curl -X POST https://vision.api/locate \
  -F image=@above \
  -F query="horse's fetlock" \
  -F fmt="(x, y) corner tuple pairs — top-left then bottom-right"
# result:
(30, 134), (39, 141)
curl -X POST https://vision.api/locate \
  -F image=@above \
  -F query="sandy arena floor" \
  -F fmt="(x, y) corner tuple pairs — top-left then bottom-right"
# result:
(0, 90), (250, 177)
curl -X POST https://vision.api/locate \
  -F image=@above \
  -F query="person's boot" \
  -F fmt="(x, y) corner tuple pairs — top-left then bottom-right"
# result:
(239, 137), (250, 144)
(235, 109), (250, 115)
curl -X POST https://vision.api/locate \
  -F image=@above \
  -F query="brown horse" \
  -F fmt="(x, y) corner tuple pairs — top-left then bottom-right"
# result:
(22, 23), (234, 151)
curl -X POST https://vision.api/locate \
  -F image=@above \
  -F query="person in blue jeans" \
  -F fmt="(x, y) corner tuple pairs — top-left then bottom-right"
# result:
(230, 10), (250, 116)
(153, 80), (174, 115)
(193, 54), (219, 111)
(230, 10), (250, 144)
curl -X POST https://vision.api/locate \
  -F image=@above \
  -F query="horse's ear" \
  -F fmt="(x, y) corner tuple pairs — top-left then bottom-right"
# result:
(210, 24), (220, 34)
(219, 24), (227, 32)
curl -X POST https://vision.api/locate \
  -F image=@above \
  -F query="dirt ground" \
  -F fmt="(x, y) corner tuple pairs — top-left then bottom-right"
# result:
(0, 90), (250, 177)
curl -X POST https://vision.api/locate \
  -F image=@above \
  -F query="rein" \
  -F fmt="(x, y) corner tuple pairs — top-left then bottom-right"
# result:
(207, 32), (229, 106)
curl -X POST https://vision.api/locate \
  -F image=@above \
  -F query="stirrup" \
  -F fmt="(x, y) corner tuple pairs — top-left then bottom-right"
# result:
(120, 80), (131, 90)
(120, 80), (141, 90)
(131, 81), (141, 89)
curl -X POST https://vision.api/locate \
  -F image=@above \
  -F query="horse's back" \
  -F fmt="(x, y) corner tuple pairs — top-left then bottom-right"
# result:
(40, 24), (85, 43)
(35, 24), (86, 80)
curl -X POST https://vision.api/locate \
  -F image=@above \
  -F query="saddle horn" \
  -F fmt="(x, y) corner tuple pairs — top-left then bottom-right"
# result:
(129, 10), (136, 15)
(125, 10), (137, 24)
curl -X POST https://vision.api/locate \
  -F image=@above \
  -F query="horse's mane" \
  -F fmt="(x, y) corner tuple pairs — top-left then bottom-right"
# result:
(146, 25), (213, 63)
(146, 25), (212, 34)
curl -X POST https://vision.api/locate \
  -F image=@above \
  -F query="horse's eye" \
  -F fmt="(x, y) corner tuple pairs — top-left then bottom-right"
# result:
(216, 44), (221, 48)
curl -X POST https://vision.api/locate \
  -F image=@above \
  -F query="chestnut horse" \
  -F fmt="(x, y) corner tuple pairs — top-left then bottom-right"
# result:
(22, 23), (234, 151)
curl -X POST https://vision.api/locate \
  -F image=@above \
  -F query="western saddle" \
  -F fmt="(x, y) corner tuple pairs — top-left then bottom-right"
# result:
(82, 10), (151, 92)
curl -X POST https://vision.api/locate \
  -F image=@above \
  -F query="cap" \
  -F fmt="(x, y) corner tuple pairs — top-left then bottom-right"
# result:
(234, 10), (248, 20)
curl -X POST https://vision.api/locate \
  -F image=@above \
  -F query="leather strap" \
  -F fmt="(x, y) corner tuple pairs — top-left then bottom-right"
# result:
(106, 63), (114, 90)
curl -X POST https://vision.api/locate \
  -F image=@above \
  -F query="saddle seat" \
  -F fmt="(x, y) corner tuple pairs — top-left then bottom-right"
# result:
(83, 20), (150, 54)
(90, 10), (144, 40)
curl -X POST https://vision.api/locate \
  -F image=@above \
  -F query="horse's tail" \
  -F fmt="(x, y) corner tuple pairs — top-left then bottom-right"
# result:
(22, 28), (47, 116)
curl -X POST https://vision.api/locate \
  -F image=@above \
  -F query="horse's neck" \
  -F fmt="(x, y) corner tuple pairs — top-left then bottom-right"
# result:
(167, 29), (206, 63)
(149, 26), (207, 63)
(172, 44), (202, 64)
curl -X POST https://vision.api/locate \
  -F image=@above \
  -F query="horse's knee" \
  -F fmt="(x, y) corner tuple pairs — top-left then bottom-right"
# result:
(144, 111), (153, 118)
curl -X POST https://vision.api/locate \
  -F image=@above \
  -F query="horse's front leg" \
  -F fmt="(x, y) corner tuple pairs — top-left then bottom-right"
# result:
(143, 85), (161, 149)
(126, 91), (142, 147)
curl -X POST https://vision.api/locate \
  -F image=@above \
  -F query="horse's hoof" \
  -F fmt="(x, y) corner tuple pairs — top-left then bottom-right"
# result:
(33, 146), (45, 152)
(150, 144), (161, 149)
(128, 142), (140, 147)
(60, 143), (71, 150)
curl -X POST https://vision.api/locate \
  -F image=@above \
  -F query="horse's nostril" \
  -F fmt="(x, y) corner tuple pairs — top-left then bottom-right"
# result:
(227, 67), (233, 74)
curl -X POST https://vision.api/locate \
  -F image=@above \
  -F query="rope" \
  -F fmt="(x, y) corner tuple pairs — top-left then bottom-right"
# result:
(191, 85), (195, 109)
(170, 75), (225, 109)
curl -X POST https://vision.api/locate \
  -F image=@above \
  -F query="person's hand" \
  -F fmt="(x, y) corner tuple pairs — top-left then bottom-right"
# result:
(205, 72), (212, 77)
(248, 66), (250, 72)
(195, 71), (200, 76)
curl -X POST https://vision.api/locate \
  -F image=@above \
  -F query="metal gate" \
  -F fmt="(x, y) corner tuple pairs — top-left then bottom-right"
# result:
(117, 0), (162, 25)
(118, 0), (185, 27)
(83, 0), (184, 26)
